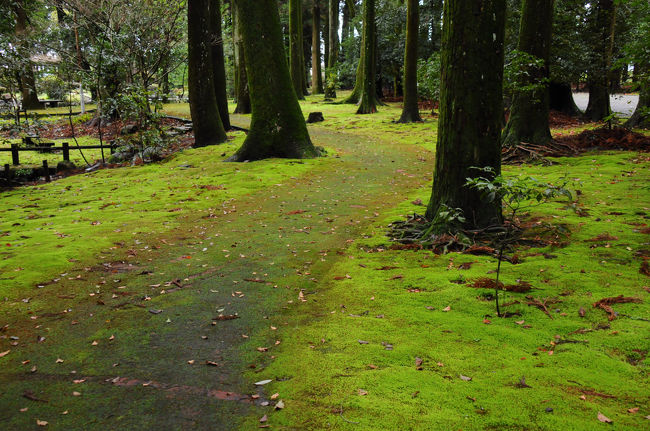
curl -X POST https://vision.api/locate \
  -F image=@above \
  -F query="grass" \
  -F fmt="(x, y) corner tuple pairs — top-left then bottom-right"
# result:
(0, 96), (648, 430)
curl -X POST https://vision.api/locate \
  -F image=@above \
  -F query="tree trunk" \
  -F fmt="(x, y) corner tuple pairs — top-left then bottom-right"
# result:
(356, 0), (378, 114)
(311, 0), (324, 94)
(325, 0), (339, 98)
(210, 0), (231, 129)
(398, 0), (421, 123)
(13, 0), (40, 110)
(502, 0), (554, 149)
(584, 0), (616, 121)
(289, 0), (305, 99)
(425, 0), (505, 230)
(233, 3), (251, 114)
(188, 0), (227, 146)
(343, 30), (364, 104)
(549, 81), (581, 116)
(625, 64), (649, 129)
(229, 0), (320, 161)
(323, 7), (330, 74)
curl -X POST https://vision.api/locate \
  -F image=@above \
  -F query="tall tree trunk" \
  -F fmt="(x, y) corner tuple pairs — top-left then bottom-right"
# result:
(342, 1), (350, 43)
(325, 0), (339, 98)
(502, 0), (554, 149)
(425, 0), (505, 230)
(229, 0), (320, 161)
(356, 0), (378, 114)
(323, 7), (330, 74)
(210, 0), (231, 129)
(625, 64), (649, 129)
(585, 0), (616, 121)
(13, 0), (40, 110)
(398, 0), (421, 123)
(188, 0), (227, 146)
(290, 0), (305, 99)
(233, 3), (251, 114)
(549, 81), (581, 116)
(311, 0), (324, 94)
(343, 24), (364, 104)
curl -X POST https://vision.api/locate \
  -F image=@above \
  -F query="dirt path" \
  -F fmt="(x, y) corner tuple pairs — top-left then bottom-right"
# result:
(0, 121), (433, 429)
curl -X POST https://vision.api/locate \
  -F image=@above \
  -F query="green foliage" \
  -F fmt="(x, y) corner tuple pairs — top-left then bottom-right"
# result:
(466, 166), (574, 218)
(503, 50), (549, 101)
(416, 52), (441, 101)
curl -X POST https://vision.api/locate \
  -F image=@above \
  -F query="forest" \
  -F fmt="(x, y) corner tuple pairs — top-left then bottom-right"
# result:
(0, 0), (649, 429)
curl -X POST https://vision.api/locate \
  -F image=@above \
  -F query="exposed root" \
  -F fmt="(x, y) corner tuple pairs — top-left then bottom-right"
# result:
(592, 295), (642, 321)
(525, 296), (562, 319)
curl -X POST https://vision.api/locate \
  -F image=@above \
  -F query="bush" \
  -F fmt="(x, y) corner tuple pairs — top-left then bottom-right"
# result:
(417, 52), (441, 101)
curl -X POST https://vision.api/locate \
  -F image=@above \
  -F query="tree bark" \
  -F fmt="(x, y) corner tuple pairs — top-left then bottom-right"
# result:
(188, 0), (227, 146)
(311, 0), (324, 94)
(210, 0), (231, 130)
(584, 0), (616, 121)
(397, 0), (421, 123)
(356, 0), (378, 114)
(549, 81), (581, 116)
(425, 0), (505, 230)
(233, 3), (251, 114)
(289, 0), (305, 99)
(325, 0), (339, 98)
(229, 0), (319, 161)
(13, 0), (40, 110)
(502, 0), (554, 148)
(625, 64), (649, 129)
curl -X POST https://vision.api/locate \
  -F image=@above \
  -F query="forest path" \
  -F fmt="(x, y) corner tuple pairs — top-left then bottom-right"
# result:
(0, 119), (433, 429)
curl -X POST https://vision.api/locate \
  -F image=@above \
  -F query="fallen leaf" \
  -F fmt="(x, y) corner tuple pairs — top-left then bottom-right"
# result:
(72, 391), (81, 396)
(460, 374), (472, 381)
(415, 357), (423, 369)
(597, 412), (612, 423)
(358, 389), (368, 396)
(255, 379), (272, 386)
(443, 306), (451, 312)
(0, 350), (10, 357)
(368, 364), (378, 369)
(205, 361), (219, 366)
(358, 340), (369, 344)
(270, 393), (279, 400)
(627, 407), (639, 413)
(259, 415), (268, 423)
(275, 400), (285, 410)
(36, 420), (48, 426)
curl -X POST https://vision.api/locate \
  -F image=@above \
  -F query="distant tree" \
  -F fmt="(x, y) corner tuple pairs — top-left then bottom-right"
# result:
(188, 0), (227, 146)
(311, 0), (324, 94)
(210, 0), (231, 130)
(584, 0), (616, 121)
(425, 0), (505, 230)
(229, 0), (320, 161)
(232, 3), (251, 114)
(325, 0), (339, 98)
(356, 0), (379, 114)
(397, 0), (421, 123)
(289, 0), (305, 99)
(623, 0), (649, 129)
(12, 0), (40, 110)
(502, 0), (554, 149)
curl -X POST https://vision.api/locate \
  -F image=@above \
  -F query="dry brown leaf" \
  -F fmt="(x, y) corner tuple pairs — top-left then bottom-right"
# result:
(627, 407), (639, 414)
(597, 412), (612, 423)
(358, 389), (368, 396)
(36, 420), (48, 426)
(0, 350), (10, 357)
(443, 306), (451, 312)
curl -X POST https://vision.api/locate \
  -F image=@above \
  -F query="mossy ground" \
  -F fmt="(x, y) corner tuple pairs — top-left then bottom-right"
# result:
(0, 94), (648, 430)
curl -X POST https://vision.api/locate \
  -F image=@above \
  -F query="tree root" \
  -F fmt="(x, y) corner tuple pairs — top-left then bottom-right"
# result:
(502, 139), (578, 165)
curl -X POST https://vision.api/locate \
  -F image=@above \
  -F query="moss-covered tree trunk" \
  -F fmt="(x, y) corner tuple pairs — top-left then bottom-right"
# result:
(397, 0), (421, 123)
(289, 0), (305, 100)
(502, 0), (554, 148)
(210, 0), (231, 130)
(311, 0), (324, 94)
(233, 3), (251, 114)
(356, 0), (378, 114)
(343, 33), (364, 104)
(549, 81), (581, 116)
(188, 0), (227, 146)
(625, 64), (649, 129)
(425, 0), (505, 230)
(585, 0), (616, 121)
(13, 0), (40, 110)
(229, 0), (319, 162)
(325, 0), (339, 98)
(323, 7), (330, 75)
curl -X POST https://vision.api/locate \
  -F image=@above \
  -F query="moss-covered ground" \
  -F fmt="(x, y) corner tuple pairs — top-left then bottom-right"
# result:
(0, 94), (648, 430)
